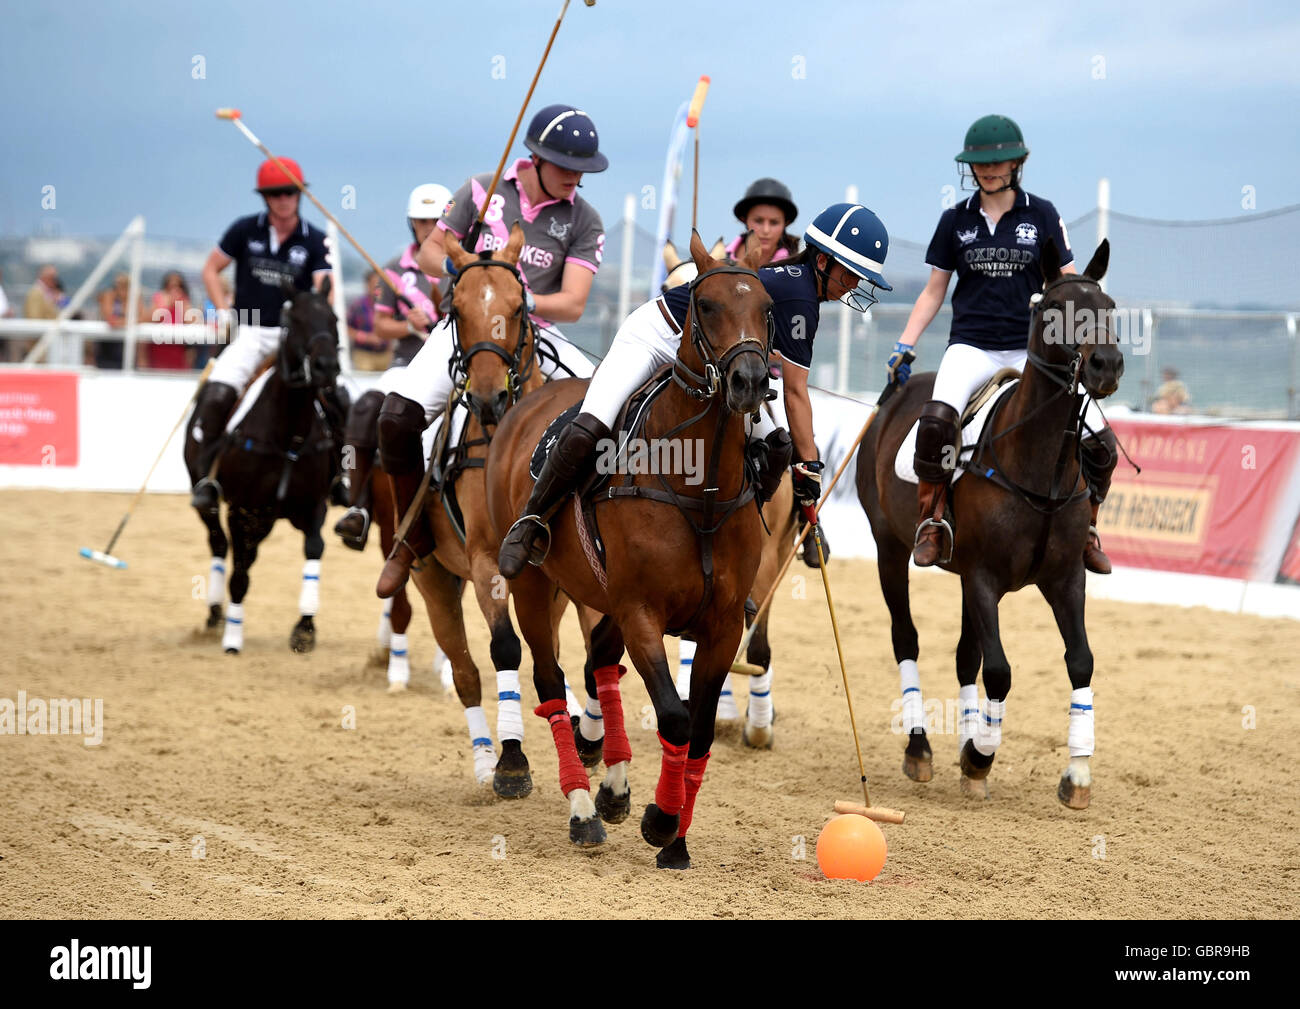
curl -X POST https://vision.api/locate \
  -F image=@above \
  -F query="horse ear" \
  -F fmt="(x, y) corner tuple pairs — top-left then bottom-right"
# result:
(1041, 237), (1062, 284)
(709, 237), (728, 262)
(739, 230), (765, 271)
(663, 241), (681, 271)
(1083, 238), (1110, 282)
(445, 228), (473, 272)
(688, 229), (717, 273)
(502, 221), (526, 264)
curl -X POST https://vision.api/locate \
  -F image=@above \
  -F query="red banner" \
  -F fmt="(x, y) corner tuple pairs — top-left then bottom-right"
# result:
(1098, 418), (1300, 581)
(1280, 520), (1300, 584)
(0, 371), (79, 467)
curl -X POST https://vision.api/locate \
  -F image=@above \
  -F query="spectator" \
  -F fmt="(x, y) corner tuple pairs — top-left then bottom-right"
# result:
(1152, 367), (1192, 415)
(15, 264), (60, 362)
(0, 266), (12, 319)
(347, 270), (390, 371)
(142, 271), (195, 371)
(91, 273), (147, 370)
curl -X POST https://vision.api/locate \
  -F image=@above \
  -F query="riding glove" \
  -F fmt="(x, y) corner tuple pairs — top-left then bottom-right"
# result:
(886, 341), (913, 386)
(791, 459), (824, 525)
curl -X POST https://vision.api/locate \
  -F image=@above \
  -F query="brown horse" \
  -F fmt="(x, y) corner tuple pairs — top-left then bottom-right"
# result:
(856, 239), (1122, 808)
(485, 233), (773, 867)
(404, 223), (596, 797)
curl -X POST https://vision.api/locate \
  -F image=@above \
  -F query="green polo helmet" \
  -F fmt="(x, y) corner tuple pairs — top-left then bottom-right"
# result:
(955, 115), (1029, 164)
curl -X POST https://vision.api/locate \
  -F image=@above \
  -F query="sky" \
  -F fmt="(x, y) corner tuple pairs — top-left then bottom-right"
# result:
(3, 0), (1298, 262)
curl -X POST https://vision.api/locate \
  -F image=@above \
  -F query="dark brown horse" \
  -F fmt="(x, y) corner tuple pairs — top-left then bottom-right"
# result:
(857, 239), (1122, 808)
(485, 233), (773, 867)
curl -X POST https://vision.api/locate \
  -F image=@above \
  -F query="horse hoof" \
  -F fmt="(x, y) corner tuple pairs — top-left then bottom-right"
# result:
(205, 605), (223, 630)
(574, 724), (604, 769)
(224, 647), (240, 656)
(902, 753), (933, 782)
(656, 836), (691, 870)
(493, 743), (533, 799)
(1058, 775), (1091, 810)
(289, 620), (316, 653)
(595, 782), (631, 824)
(742, 724), (773, 749)
(958, 739), (994, 780)
(640, 803), (680, 848)
(960, 774), (990, 800)
(386, 680), (408, 694)
(569, 815), (607, 848)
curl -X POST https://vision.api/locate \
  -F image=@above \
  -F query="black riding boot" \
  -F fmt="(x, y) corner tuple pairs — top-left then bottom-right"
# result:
(912, 401), (959, 567)
(185, 381), (239, 514)
(375, 393), (433, 599)
(498, 412), (609, 579)
(334, 389), (383, 550)
(1081, 427), (1118, 575)
(321, 383), (352, 507)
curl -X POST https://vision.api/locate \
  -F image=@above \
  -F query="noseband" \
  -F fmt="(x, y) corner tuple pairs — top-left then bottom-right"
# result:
(672, 264), (775, 405)
(279, 319), (338, 389)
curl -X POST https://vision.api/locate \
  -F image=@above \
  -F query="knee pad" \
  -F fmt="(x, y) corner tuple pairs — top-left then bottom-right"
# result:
(377, 393), (427, 476)
(1081, 426), (1118, 503)
(914, 401), (960, 483)
(754, 428), (793, 503)
(345, 389), (385, 450)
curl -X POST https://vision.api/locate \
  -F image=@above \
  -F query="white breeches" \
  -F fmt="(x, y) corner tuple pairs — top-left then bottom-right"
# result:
(209, 324), (282, 391)
(932, 342), (1106, 434)
(387, 319), (594, 424)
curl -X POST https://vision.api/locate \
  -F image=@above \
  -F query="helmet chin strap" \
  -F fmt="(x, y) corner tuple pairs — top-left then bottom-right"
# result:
(531, 155), (560, 201)
(975, 161), (1022, 195)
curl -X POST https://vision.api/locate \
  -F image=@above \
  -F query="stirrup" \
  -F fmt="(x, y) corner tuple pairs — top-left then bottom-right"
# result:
(334, 506), (370, 551)
(506, 514), (553, 567)
(914, 516), (954, 564)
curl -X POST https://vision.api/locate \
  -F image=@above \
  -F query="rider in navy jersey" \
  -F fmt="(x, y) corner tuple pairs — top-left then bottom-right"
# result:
(887, 115), (1117, 573)
(497, 202), (893, 579)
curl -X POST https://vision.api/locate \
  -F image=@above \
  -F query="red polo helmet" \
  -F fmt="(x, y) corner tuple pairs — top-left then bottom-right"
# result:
(255, 158), (306, 192)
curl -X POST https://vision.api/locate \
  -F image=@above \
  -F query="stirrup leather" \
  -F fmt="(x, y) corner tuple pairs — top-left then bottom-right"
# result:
(506, 514), (553, 567)
(914, 516), (954, 564)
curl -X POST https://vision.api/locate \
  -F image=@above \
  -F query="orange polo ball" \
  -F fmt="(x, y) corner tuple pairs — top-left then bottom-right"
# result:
(816, 814), (887, 881)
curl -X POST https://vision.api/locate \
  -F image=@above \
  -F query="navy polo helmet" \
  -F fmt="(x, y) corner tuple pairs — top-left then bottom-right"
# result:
(803, 203), (892, 292)
(524, 104), (609, 173)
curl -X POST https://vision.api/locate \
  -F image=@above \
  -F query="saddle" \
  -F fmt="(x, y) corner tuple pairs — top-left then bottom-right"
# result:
(962, 368), (1021, 427)
(894, 372), (1021, 486)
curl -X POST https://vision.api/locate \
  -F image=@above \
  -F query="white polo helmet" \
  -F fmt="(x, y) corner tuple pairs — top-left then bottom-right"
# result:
(407, 183), (452, 220)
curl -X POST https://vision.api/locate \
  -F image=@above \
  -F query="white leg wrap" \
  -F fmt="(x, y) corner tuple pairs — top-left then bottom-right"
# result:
(435, 648), (454, 691)
(579, 697), (603, 742)
(1068, 687), (1095, 757)
(377, 599), (392, 649)
(717, 674), (740, 720)
(898, 659), (923, 734)
(564, 680), (583, 719)
(465, 706), (496, 784)
(958, 684), (980, 750)
(675, 639), (696, 701)
(972, 697), (1005, 757)
(222, 602), (244, 652)
(207, 557), (226, 607)
(298, 559), (321, 616)
(386, 632), (410, 686)
(746, 668), (774, 729)
(496, 669), (524, 743)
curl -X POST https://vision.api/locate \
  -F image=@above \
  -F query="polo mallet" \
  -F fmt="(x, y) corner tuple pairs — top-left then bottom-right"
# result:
(466, 0), (595, 250)
(687, 75), (710, 232)
(214, 108), (414, 311)
(731, 353), (915, 675)
(80, 359), (216, 569)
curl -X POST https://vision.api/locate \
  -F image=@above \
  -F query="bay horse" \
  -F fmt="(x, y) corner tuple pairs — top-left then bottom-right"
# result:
(663, 237), (794, 746)
(485, 232), (773, 867)
(193, 282), (344, 654)
(404, 223), (596, 796)
(856, 239), (1122, 808)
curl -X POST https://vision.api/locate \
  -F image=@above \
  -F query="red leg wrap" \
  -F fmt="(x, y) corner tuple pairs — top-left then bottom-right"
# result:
(677, 752), (711, 838)
(654, 733), (690, 814)
(594, 664), (632, 765)
(536, 698), (589, 796)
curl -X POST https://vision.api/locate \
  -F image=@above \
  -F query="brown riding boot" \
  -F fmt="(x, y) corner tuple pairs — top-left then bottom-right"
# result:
(1084, 500), (1112, 574)
(375, 470), (435, 599)
(913, 479), (952, 567)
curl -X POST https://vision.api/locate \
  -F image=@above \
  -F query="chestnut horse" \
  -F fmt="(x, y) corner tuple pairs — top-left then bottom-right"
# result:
(856, 239), (1122, 808)
(404, 223), (596, 796)
(485, 233), (773, 867)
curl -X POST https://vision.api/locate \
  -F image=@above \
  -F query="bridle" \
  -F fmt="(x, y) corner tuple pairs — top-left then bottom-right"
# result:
(444, 254), (538, 427)
(671, 263), (774, 406)
(278, 300), (339, 389)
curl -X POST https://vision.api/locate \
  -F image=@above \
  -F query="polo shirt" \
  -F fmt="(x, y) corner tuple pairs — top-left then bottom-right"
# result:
(218, 213), (331, 330)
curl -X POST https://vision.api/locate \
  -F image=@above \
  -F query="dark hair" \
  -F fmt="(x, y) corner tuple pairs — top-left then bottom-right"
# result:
(161, 271), (190, 296)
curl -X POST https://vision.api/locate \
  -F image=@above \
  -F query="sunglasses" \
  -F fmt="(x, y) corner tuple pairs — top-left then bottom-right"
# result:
(262, 187), (298, 198)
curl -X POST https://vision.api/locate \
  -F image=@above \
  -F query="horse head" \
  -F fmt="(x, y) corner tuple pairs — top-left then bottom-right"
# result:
(278, 278), (340, 391)
(678, 230), (772, 415)
(1033, 238), (1124, 399)
(444, 222), (534, 428)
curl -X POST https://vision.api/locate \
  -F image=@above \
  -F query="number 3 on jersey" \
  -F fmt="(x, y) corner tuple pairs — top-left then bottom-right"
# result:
(484, 194), (506, 224)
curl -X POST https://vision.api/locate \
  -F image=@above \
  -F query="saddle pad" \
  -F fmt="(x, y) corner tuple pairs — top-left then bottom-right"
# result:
(225, 370), (272, 433)
(895, 380), (1019, 485)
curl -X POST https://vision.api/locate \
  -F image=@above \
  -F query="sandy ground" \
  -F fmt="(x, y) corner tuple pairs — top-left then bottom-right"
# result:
(1, 488), (1297, 920)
